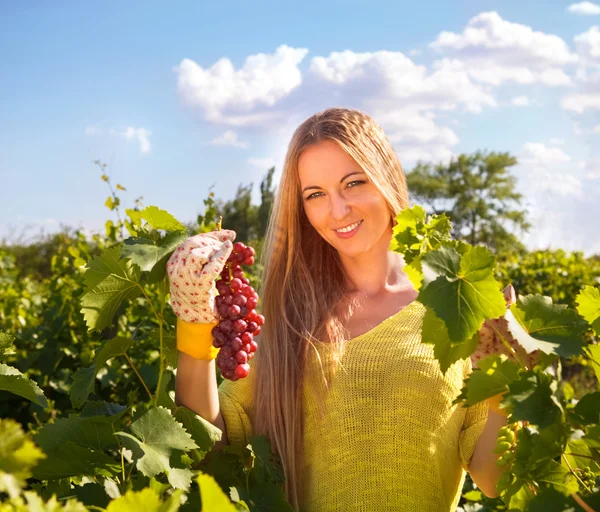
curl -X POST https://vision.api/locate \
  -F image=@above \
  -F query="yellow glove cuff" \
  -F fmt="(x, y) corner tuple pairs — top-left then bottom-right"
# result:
(177, 318), (220, 360)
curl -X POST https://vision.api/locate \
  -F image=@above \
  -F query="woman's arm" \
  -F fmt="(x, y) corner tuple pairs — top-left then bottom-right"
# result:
(175, 351), (229, 449)
(467, 393), (508, 498)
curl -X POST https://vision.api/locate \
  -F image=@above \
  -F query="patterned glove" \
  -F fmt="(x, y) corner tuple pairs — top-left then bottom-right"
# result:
(471, 284), (540, 370)
(167, 229), (236, 359)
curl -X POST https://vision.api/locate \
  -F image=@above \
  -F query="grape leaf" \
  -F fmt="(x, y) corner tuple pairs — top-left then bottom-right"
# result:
(141, 206), (186, 232)
(115, 407), (198, 490)
(105, 488), (162, 512)
(0, 331), (15, 358)
(576, 285), (600, 336)
(16, 491), (88, 511)
(197, 473), (239, 512)
(389, 205), (452, 263)
(571, 391), (600, 425)
(83, 246), (132, 291)
(503, 371), (563, 429)
(563, 439), (600, 475)
(70, 337), (134, 408)
(534, 460), (578, 496)
(419, 245), (506, 343)
(421, 307), (478, 374)
(507, 295), (588, 358)
(247, 436), (285, 487)
(527, 487), (575, 512)
(121, 231), (187, 273)
(453, 354), (521, 406)
(33, 441), (120, 480)
(586, 344), (600, 386)
(0, 363), (48, 408)
(154, 372), (223, 453)
(35, 413), (124, 453)
(0, 419), (46, 498)
(81, 250), (142, 332)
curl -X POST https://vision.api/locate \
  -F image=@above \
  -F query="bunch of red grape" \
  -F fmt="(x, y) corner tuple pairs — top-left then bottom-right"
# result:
(212, 241), (264, 380)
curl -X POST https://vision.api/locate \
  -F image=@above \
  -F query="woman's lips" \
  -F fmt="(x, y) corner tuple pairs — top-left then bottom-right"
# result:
(334, 219), (363, 239)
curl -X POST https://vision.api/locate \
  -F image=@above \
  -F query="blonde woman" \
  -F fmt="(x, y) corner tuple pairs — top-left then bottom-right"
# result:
(171, 107), (512, 511)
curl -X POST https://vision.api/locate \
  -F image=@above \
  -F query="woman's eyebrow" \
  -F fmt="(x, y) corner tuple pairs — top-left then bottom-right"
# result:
(302, 171), (365, 193)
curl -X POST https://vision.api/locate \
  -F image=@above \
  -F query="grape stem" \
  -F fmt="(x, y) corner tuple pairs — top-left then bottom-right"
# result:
(562, 453), (595, 508)
(488, 321), (529, 371)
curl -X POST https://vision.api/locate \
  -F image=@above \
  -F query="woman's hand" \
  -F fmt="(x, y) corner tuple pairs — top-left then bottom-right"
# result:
(167, 230), (236, 324)
(471, 284), (540, 371)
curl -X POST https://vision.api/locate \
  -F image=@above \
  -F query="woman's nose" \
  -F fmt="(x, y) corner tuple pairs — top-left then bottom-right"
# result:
(330, 192), (351, 220)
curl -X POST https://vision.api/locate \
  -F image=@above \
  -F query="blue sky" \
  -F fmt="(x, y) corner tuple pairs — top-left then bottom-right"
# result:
(1, 1), (599, 254)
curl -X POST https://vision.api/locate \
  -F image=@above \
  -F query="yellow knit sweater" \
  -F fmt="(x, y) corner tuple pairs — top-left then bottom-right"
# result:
(218, 300), (489, 511)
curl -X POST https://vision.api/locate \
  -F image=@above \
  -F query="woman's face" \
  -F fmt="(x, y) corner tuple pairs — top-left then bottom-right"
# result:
(298, 139), (392, 259)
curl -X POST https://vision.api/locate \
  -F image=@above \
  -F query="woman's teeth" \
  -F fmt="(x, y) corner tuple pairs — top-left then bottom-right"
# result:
(335, 220), (362, 233)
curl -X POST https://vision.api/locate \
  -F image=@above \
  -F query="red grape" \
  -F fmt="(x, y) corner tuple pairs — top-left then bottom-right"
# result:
(209, 240), (263, 381)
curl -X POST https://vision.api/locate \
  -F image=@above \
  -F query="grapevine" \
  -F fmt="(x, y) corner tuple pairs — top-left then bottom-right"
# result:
(212, 240), (264, 380)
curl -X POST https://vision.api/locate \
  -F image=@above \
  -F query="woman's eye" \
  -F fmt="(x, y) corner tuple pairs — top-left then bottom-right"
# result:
(347, 180), (365, 188)
(305, 181), (365, 200)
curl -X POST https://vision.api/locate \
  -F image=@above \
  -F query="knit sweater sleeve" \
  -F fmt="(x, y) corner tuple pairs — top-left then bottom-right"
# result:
(458, 358), (490, 471)
(217, 359), (255, 447)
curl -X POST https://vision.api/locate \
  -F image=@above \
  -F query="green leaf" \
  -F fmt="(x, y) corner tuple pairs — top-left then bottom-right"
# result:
(389, 205), (452, 263)
(563, 439), (600, 475)
(507, 295), (588, 358)
(245, 483), (294, 511)
(419, 246), (506, 343)
(121, 231), (188, 273)
(70, 337), (134, 408)
(503, 371), (563, 429)
(247, 436), (285, 487)
(141, 206), (187, 232)
(80, 249), (142, 332)
(115, 407), (198, 490)
(0, 419), (46, 498)
(175, 407), (222, 454)
(197, 473), (238, 512)
(105, 488), (161, 512)
(33, 441), (120, 480)
(35, 413), (124, 454)
(15, 491), (88, 511)
(462, 490), (483, 501)
(0, 331), (16, 358)
(535, 460), (578, 496)
(0, 363), (48, 408)
(453, 354), (521, 406)
(577, 285), (600, 336)
(572, 391), (600, 424)
(586, 344), (600, 387)
(421, 307), (478, 374)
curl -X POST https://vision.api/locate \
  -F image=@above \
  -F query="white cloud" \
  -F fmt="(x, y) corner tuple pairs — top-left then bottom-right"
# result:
(519, 142), (580, 196)
(175, 44), (309, 124)
(574, 25), (600, 65)
(511, 95), (530, 106)
(121, 127), (151, 154)
(429, 11), (576, 86)
(309, 51), (496, 113)
(561, 70), (600, 112)
(211, 130), (249, 148)
(515, 145), (600, 255)
(568, 2), (600, 15)
(85, 125), (152, 154)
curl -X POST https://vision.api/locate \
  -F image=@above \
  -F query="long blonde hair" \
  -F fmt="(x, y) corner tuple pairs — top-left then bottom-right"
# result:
(252, 107), (410, 510)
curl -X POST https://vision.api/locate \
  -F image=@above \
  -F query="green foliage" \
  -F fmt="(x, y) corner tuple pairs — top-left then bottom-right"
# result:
(406, 151), (530, 254)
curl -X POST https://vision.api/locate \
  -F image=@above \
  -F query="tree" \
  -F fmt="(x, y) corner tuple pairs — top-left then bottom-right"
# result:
(216, 167), (276, 242)
(405, 151), (530, 254)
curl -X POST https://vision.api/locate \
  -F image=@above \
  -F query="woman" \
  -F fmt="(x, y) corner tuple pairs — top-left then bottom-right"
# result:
(170, 107), (511, 511)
